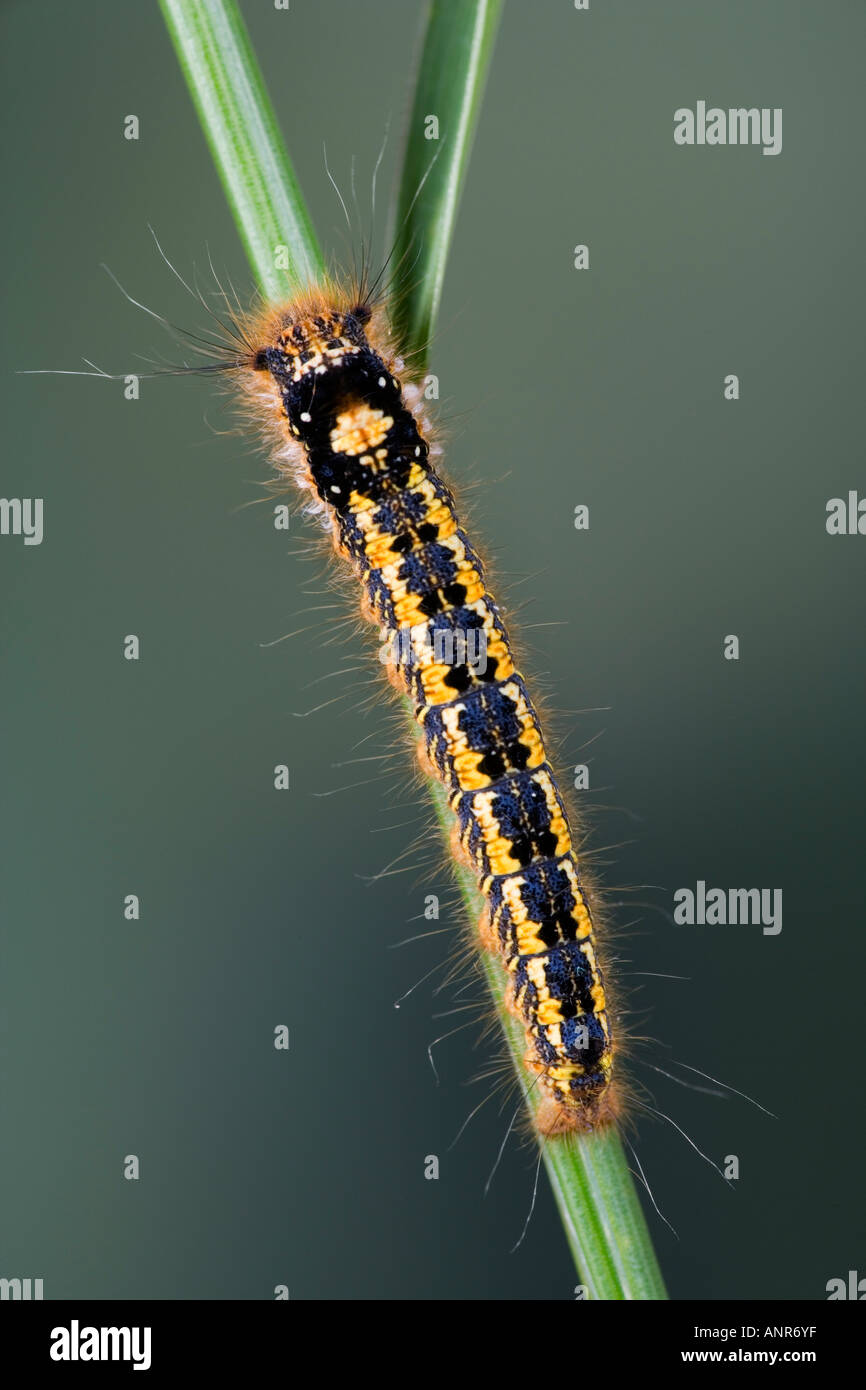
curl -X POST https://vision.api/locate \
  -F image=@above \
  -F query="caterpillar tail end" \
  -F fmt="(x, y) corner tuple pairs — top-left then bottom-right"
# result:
(530, 1056), (622, 1138)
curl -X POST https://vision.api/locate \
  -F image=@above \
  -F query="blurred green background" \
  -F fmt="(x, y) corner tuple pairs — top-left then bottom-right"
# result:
(1, 0), (864, 1300)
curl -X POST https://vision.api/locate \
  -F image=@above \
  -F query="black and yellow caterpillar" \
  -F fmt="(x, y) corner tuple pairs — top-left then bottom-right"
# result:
(242, 287), (615, 1134)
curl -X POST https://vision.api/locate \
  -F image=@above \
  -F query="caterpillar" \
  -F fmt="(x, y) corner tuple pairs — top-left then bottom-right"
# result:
(232, 281), (619, 1137)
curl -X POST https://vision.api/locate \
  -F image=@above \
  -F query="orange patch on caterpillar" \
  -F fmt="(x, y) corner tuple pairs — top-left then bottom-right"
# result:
(415, 735), (439, 784)
(448, 819), (476, 876)
(477, 904), (499, 956)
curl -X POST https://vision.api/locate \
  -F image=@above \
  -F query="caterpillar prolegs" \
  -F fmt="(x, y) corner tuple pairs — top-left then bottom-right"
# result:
(242, 286), (617, 1136)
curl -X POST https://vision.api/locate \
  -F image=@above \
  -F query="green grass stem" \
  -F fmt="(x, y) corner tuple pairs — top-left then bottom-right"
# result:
(160, 0), (667, 1299)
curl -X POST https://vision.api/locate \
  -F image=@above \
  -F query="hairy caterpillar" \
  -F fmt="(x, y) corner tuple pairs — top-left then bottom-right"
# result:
(228, 280), (619, 1136)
